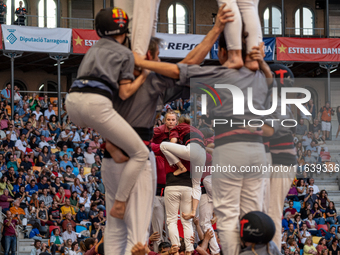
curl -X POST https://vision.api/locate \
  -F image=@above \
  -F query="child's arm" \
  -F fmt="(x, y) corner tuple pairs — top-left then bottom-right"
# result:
(180, 4), (234, 65)
(119, 70), (149, 100)
(132, 5), (234, 79)
(249, 45), (273, 86)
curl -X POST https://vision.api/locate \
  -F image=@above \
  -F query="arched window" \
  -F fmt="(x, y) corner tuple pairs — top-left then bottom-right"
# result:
(5, 0), (26, 25)
(295, 7), (314, 35)
(39, 81), (57, 97)
(38, 0), (56, 28)
(167, 3), (188, 34)
(263, 6), (282, 35)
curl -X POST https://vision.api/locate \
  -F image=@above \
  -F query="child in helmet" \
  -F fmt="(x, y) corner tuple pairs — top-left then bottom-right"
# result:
(66, 8), (150, 220)
(240, 211), (281, 255)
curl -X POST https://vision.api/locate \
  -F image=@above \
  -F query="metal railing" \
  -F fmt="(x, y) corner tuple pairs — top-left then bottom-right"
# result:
(61, 17), (95, 30)
(330, 28), (340, 38)
(157, 22), (191, 34)
(286, 27), (324, 37)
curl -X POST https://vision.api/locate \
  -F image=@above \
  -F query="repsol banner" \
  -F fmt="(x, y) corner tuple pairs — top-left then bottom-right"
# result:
(2, 25), (72, 53)
(156, 32), (209, 59)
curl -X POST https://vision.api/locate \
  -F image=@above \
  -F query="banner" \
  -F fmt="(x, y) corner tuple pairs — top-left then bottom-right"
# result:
(72, 29), (100, 54)
(156, 33), (209, 59)
(210, 37), (276, 61)
(2, 25), (71, 53)
(277, 37), (340, 62)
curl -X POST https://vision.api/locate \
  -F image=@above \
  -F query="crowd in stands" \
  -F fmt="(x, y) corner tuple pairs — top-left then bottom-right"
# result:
(282, 177), (340, 255)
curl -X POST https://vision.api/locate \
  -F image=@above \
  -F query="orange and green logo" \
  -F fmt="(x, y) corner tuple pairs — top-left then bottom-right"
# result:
(197, 82), (222, 106)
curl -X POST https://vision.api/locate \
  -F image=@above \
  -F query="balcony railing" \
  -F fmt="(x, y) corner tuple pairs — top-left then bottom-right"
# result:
(5, 17), (340, 39)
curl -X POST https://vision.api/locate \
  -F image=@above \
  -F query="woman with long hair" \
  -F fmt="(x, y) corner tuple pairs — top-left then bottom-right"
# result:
(90, 189), (105, 211)
(48, 115), (61, 140)
(79, 238), (99, 255)
(311, 202), (326, 225)
(297, 179), (307, 201)
(303, 236), (317, 255)
(37, 115), (49, 138)
(50, 228), (65, 255)
(36, 201), (54, 226)
(316, 238), (327, 255)
(318, 189), (330, 213)
(69, 191), (79, 213)
(326, 201), (340, 225)
(29, 136), (41, 158)
(69, 241), (81, 255)
(72, 147), (86, 168)
(12, 177), (23, 195)
(12, 113), (23, 128)
(0, 176), (13, 196)
(71, 178), (84, 196)
(37, 146), (51, 167)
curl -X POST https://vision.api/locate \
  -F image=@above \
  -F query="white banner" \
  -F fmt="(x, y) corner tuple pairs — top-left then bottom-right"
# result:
(156, 32), (209, 59)
(2, 25), (72, 53)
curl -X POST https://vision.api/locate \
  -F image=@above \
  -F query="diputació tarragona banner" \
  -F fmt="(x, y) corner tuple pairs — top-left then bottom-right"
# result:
(277, 37), (340, 62)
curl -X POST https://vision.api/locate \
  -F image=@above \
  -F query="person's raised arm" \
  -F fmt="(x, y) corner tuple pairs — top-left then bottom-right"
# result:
(118, 69), (149, 101)
(180, 4), (233, 65)
(249, 44), (273, 86)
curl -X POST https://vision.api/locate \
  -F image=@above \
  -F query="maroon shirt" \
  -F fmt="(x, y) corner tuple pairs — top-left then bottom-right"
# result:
(169, 123), (204, 145)
(0, 195), (11, 209)
(4, 218), (18, 236)
(152, 124), (170, 144)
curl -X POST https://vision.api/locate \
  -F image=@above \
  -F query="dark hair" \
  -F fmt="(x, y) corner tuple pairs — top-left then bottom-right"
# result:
(53, 228), (60, 235)
(79, 204), (84, 209)
(199, 127), (214, 139)
(71, 241), (78, 251)
(158, 242), (171, 252)
(49, 114), (58, 122)
(33, 223), (40, 229)
(34, 239), (41, 246)
(148, 37), (163, 59)
(218, 28), (247, 62)
(79, 238), (96, 252)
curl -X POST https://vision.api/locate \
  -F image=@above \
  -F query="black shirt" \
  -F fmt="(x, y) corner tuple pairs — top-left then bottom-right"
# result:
(91, 229), (102, 242)
(20, 161), (32, 171)
(48, 207), (61, 220)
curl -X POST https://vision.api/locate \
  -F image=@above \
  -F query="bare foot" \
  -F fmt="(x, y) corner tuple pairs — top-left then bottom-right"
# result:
(226, 49), (244, 69)
(244, 54), (259, 71)
(110, 200), (126, 219)
(106, 140), (129, 163)
(173, 166), (187, 176)
(182, 211), (196, 220)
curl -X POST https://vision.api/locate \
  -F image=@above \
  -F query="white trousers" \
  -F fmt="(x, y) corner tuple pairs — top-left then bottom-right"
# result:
(66, 93), (149, 202)
(102, 151), (156, 255)
(114, 0), (161, 56)
(268, 164), (296, 249)
(217, 0), (262, 53)
(164, 186), (194, 252)
(151, 196), (169, 253)
(160, 142), (206, 201)
(199, 194), (220, 255)
(212, 142), (266, 255)
(262, 152), (272, 214)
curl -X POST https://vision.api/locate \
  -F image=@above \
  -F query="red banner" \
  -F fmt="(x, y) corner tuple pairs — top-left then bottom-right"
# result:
(72, 29), (99, 54)
(276, 37), (340, 62)
(0, 25), (2, 50)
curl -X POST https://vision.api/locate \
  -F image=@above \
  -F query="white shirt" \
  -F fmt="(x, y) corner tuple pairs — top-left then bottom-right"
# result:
(79, 196), (91, 208)
(309, 184), (320, 194)
(32, 111), (43, 121)
(44, 109), (55, 122)
(39, 140), (50, 149)
(6, 130), (18, 141)
(71, 132), (81, 143)
(84, 152), (95, 165)
(15, 139), (27, 152)
(80, 132), (90, 141)
(302, 135), (312, 147)
(0, 130), (6, 140)
(300, 230), (311, 244)
(77, 174), (88, 183)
